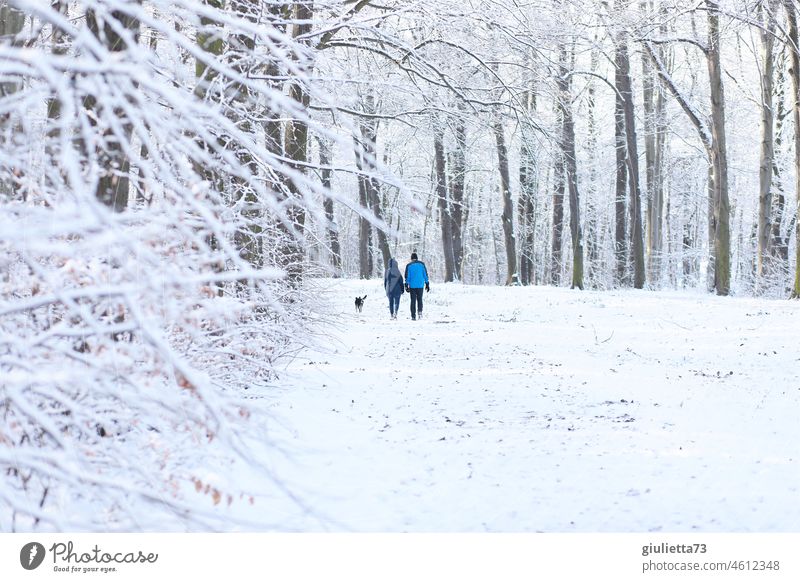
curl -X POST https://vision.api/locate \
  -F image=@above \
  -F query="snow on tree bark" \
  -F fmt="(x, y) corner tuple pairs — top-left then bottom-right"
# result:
(784, 0), (800, 297)
(615, 27), (646, 289)
(493, 116), (518, 286)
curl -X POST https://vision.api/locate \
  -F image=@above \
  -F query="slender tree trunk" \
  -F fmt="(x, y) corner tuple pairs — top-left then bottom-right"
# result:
(354, 136), (373, 279)
(772, 46), (790, 265)
(355, 101), (390, 272)
(85, 3), (141, 212)
(434, 121), (455, 282)
(45, 1), (67, 120)
(517, 53), (538, 286)
(557, 44), (583, 290)
(564, 126), (583, 289)
(230, 0), (262, 272)
(614, 62), (628, 287)
(757, 0), (777, 285)
(450, 115), (467, 280)
(616, 31), (646, 289)
(652, 70), (668, 284)
(518, 134), (537, 286)
(0, 0), (25, 201)
(281, 1), (314, 284)
(0, 1), (24, 198)
(0, 2), (24, 69)
(551, 149), (565, 286)
(641, 0), (667, 283)
(707, 0), (731, 296)
(365, 161), (390, 273)
(683, 194), (697, 281)
(194, 0), (226, 295)
(317, 137), (341, 274)
(707, 164), (716, 291)
(263, 4), (284, 159)
(563, 109), (584, 291)
(785, 0), (800, 297)
(42, 1), (68, 204)
(135, 31), (158, 205)
(517, 182), (529, 285)
(584, 43), (599, 286)
(195, 0), (225, 96)
(641, 0), (657, 272)
(0, 2), (25, 101)
(493, 117), (518, 285)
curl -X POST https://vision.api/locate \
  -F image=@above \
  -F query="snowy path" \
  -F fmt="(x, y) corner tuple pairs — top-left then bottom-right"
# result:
(248, 280), (800, 532)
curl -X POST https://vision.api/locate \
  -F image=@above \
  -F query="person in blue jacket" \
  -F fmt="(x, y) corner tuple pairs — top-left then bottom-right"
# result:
(404, 251), (429, 320)
(384, 257), (404, 320)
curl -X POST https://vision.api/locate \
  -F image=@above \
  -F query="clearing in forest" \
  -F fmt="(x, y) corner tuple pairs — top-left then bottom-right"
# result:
(234, 280), (800, 532)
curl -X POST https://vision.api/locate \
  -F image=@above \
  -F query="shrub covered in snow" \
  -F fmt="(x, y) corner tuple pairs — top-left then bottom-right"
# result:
(0, 0), (333, 530)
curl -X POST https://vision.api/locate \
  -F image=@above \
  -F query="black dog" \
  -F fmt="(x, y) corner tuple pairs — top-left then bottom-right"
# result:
(354, 295), (367, 313)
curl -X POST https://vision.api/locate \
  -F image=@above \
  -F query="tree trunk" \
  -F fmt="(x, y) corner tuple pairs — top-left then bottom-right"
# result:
(518, 132), (537, 286)
(707, 0), (731, 296)
(785, 0), (800, 297)
(493, 117), (518, 285)
(434, 121), (456, 282)
(551, 149), (565, 286)
(614, 59), (628, 287)
(317, 137), (342, 274)
(449, 115), (467, 280)
(641, 0), (667, 284)
(355, 98), (390, 273)
(772, 46), (791, 265)
(616, 31), (646, 289)
(517, 53), (538, 286)
(563, 111), (584, 291)
(85, 3), (141, 212)
(0, 1), (24, 197)
(707, 164), (716, 291)
(641, 0), (657, 272)
(42, 1), (68, 203)
(195, 0), (225, 96)
(354, 136), (373, 279)
(652, 73), (668, 283)
(584, 43), (599, 286)
(135, 31), (158, 205)
(757, 0), (777, 285)
(193, 0), (226, 296)
(230, 0), (262, 272)
(281, 1), (314, 284)
(263, 4), (284, 159)
(557, 44), (583, 290)
(365, 162), (390, 273)
(0, 2), (24, 80)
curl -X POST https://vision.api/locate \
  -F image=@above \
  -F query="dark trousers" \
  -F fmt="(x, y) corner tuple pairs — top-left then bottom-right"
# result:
(409, 287), (424, 318)
(388, 294), (400, 315)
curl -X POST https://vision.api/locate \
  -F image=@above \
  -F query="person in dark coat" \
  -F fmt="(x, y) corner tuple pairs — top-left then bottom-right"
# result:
(404, 251), (429, 320)
(384, 257), (404, 319)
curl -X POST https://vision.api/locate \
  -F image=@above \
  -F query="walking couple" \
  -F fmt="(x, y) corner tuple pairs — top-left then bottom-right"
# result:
(384, 252), (430, 320)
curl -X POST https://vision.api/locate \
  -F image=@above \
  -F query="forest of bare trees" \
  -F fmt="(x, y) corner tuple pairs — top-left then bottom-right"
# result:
(1, 0), (799, 529)
(303, 0), (800, 299)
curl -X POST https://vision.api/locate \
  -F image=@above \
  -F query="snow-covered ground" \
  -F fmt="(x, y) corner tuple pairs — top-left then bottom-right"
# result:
(234, 279), (800, 532)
